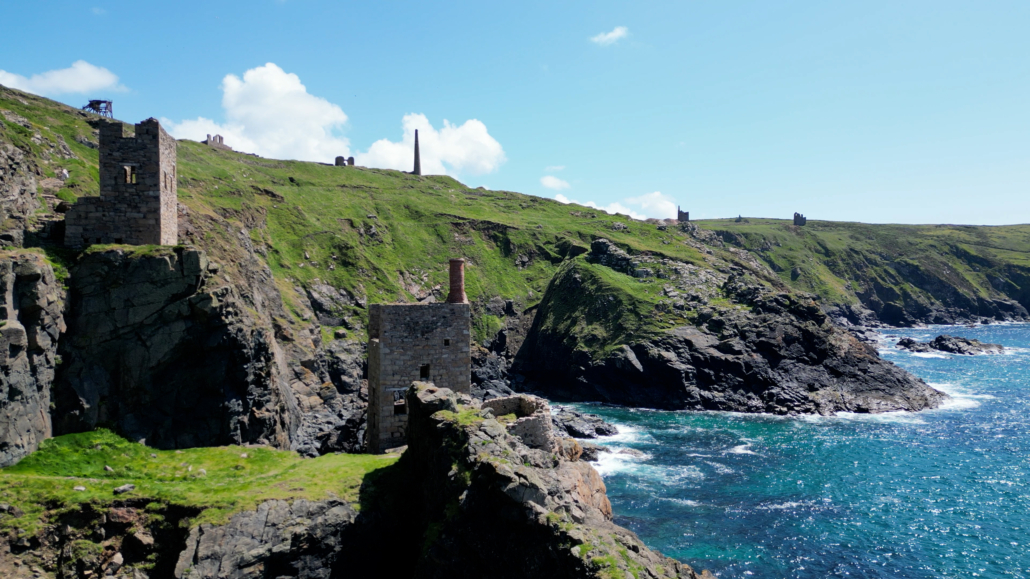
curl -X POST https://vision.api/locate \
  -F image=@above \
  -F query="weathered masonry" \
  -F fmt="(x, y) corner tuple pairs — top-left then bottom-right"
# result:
(793, 212), (807, 226)
(63, 118), (178, 248)
(366, 259), (471, 453)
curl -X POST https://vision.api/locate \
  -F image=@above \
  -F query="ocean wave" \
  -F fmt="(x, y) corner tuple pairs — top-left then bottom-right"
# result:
(656, 497), (705, 507)
(704, 460), (736, 474)
(724, 443), (759, 455)
(833, 411), (927, 425)
(928, 382), (996, 411)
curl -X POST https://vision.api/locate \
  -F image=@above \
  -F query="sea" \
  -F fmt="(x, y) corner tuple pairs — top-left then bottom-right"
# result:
(571, 323), (1030, 579)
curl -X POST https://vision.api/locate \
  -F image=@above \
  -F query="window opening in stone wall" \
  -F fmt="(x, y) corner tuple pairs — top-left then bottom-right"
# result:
(394, 399), (407, 415)
(122, 165), (137, 184)
(444, 339), (451, 346)
(420, 364), (431, 380)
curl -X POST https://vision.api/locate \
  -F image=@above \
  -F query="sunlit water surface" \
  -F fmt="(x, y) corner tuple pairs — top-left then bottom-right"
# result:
(569, 324), (1030, 578)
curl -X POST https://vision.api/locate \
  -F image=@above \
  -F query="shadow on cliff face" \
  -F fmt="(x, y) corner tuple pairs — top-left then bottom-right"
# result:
(50, 246), (299, 450)
(328, 457), (422, 578)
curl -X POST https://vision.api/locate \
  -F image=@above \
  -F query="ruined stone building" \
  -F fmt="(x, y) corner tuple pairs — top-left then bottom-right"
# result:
(203, 134), (232, 151)
(793, 212), (807, 226)
(677, 206), (689, 222)
(334, 156), (355, 167)
(366, 259), (471, 452)
(63, 118), (178, 248)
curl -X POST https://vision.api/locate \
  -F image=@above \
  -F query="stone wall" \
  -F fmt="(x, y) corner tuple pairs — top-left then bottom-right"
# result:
(64, 118), (178, 248)
(482, 394), (556, 452)
(366, 302), (470, 452)
(0, 252), (64, 466)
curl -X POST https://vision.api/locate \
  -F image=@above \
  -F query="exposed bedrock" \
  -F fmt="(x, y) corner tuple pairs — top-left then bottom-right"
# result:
(515, 263), (946, 415)
(0, 252), (64, 466)
(898, 334), (1004, 355)
(402, 384), (712, 579)
(52, 246), (300, 449)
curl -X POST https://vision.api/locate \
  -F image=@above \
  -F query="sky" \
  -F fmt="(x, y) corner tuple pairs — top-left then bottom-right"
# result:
(1, 1), (1028, 225)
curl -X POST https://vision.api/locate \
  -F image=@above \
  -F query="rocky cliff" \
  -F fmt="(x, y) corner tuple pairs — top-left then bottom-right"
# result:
(400, 384), (713, 579)
(51, 246), (299, 449)
(0, 251), (64, 466)
(514, 244), (945, 414)
(697, 218), (1030, 327)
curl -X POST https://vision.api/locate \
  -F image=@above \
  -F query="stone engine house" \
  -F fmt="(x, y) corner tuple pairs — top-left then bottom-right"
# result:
(64, 118), (178, 248)
(366, 259), (472, 453)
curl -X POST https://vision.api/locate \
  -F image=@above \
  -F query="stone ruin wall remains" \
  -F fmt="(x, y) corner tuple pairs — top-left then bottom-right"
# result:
(482, 395), (556, 452)
(63, 118), (177, 248)
(366, 302), (471, 453)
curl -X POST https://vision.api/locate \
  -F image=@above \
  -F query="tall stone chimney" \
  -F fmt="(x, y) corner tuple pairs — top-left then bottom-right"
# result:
(446, 258), (468, 304)
(413, 129), (422, 176)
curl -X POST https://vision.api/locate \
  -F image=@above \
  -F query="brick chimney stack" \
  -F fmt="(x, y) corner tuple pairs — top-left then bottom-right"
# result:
(413, 129), (422, 176)
(446, 258), (468, 304)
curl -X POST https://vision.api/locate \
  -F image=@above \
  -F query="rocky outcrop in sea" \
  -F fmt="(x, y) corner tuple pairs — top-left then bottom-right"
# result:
(898, 334), (1004, 355)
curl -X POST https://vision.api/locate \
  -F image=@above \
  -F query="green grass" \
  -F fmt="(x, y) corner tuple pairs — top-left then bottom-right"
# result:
(695, 218), (1030, 309)
(0, 430), (398, 533)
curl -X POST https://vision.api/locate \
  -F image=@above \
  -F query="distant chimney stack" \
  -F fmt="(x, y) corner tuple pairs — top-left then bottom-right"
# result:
(447, 258), (468, 304)
(413, 129), (422, 176)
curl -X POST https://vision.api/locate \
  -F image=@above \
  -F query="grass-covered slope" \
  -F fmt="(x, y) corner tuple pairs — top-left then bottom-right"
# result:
(0, 429), (397, 533)
(695, 218), (1030, 325)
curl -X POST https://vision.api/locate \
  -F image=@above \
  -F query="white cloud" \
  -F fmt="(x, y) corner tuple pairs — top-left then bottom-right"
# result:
(553, 190), (677, 220)
(545, 165), (565, 172)
(590, 26), (629, 46)
(541, 175), (570, 190)
(166, 63), (350, 163)
(0, 60), (126, 96)
(357, 113), (506, 176)
(624, 191), (677, 219)
(553, 193), (646, 220)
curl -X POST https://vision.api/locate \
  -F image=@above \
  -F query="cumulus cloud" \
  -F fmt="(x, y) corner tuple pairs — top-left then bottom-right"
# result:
(541, 175), (570, 190)
(0, 60), (126, 96)
(590, 26), (629, 46)
(624, 191), (677, 219)
(553, 190), (676, 220)
(166, 63), (350, 162)
(553, 193), (646, 220)
(357, 113), (506, 176)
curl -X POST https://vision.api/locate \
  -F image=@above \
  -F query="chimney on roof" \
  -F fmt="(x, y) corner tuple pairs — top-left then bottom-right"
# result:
(413, 129), (422, 176)
(446, 258), (468, 304)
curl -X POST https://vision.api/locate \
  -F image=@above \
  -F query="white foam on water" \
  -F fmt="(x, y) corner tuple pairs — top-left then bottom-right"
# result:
(593, 422), (647, 445)
(724, 443), (759, 455)
(591, 447), (647, 477)
(657, 497), (705, 507)
(928, 382), (996, 411)
(704, 460), (736, 474)
(910, 352), (950, 359)
(834, 411), (927, 425)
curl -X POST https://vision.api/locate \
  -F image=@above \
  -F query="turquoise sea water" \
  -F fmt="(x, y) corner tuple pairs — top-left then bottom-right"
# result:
(574, 324), (1030, 578)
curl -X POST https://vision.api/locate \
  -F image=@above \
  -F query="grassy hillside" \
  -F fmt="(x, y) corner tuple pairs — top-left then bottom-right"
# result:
(695, 218), (1030, 323)
(0, 429), (397, 533)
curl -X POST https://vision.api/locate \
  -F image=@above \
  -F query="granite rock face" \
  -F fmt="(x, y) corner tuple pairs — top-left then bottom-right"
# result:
(898, 335), (1004, 355)
(0, 143), (42, 232)
(173, 499), (358, 579)
(403, 384), (713, 579)
(52, 247), (299, 449)
(517, 264), (946, 415)
(0, 252), (64, 466)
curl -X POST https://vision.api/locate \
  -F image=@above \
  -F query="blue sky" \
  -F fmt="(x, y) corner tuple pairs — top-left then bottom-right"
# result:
(2, 1), (1028, 224)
